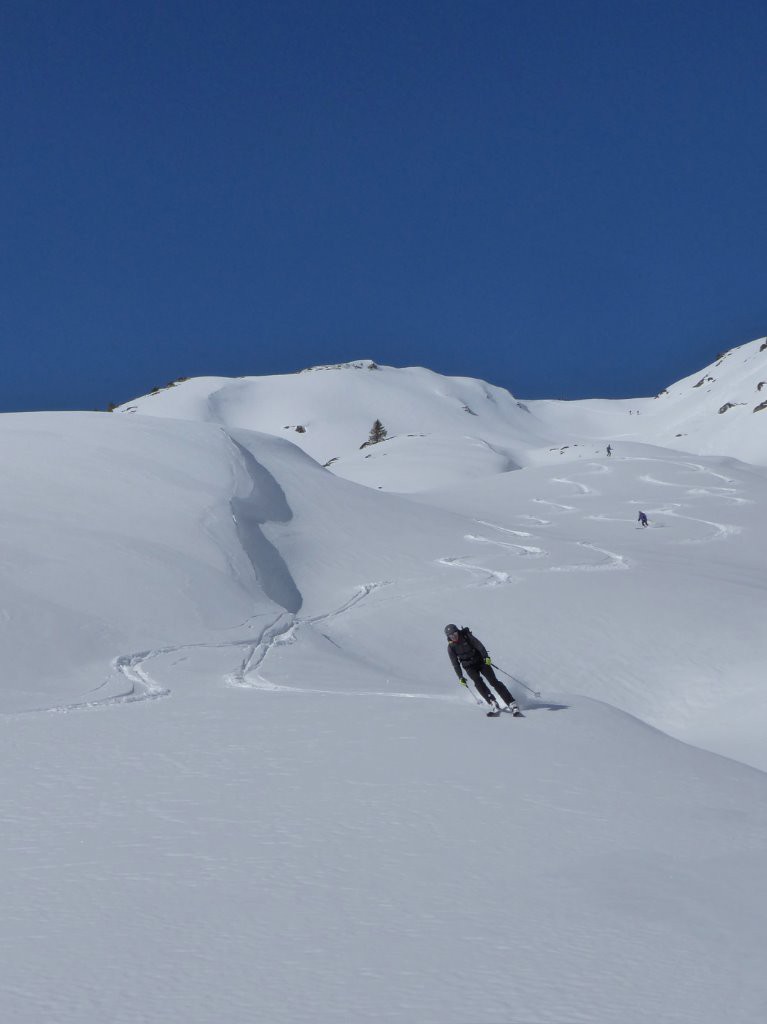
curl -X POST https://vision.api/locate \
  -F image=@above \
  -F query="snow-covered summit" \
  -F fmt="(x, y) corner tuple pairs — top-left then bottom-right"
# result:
(118, 359), (557, 490)
(118, 338), (767, 489)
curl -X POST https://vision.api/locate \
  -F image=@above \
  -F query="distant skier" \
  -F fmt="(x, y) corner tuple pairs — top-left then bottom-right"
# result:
(638, 510), (649, 527)
(444, 625), (520, 714)
(606, 444), (612, 456)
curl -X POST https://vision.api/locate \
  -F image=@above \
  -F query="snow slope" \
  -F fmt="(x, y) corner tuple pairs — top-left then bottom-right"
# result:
(118, 360), (563, 489)
(531, 336), (767, 466)
(2, 350), (767, 1022)
(639, 336), (767, 461)
(117, 339), (767, 484)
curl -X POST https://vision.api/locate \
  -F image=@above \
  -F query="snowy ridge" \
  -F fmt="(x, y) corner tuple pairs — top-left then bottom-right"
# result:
(119, 340), (767, 490)
(119, 359), (556, 489)
(2, 344), (767, 1022)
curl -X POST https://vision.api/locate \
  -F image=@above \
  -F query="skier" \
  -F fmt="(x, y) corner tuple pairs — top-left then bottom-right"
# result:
(638, 510), (649, 527)
(606, 444), (612, 456)
(444, 624), (520, 714)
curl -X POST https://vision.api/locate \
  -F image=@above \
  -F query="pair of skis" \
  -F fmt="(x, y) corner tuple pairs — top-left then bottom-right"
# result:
(487, 704), (523, 718)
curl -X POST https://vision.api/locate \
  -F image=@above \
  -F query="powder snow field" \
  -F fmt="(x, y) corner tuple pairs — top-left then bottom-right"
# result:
(2, 345), (767, 1022)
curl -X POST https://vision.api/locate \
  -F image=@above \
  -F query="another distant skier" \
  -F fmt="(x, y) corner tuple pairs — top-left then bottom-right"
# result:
(606, 444), (612, 456)
(638, 510), (649, 527)
(445, 624), (520, 715)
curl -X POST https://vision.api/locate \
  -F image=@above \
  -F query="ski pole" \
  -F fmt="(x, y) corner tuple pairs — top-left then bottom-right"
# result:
(490, 662), (541, 699)
(459, 677), (484, 705)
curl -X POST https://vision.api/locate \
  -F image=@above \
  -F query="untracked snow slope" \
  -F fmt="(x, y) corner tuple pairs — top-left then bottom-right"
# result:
(4, 685), (766, 1024)
(118, 360), (560, 488)
(1, 386), (766, 1022)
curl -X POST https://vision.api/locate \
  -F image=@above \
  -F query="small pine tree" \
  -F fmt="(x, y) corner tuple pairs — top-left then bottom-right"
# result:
(368, 419), (388, 444)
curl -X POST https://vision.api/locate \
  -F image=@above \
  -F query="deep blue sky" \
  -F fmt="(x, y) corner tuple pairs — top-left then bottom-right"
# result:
(2, 0), (767, 411)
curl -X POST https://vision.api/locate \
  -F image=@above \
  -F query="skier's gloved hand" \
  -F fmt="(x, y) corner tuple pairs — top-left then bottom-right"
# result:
(484, 657), (492, 666)
(459, 677), (468, 687)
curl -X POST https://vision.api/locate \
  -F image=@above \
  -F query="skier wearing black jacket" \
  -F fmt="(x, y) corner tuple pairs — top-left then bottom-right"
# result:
(445, 624), (519, 713)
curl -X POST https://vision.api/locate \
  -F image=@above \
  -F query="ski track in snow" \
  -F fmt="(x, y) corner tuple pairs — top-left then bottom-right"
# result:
(544, 456), (745, 549)
(613, 458), (745, 540)
(551, 476), (598, 496)
(234, 583), (463, 703)
(652, 504), (741, 543)
(23, 627), (278, 716)
(464, 533), (545, 557)
(19, 653), (172, 716)
(23, 585), (401, 715)
(436, 555), (514, 587)
(473, 519), (533, 538)
(681, 461), (736, 484)
(639, 474), (680, 487)
(549, 541), (630, 572)
(20, 575), (485, 715)
(433, 455), (742, 595)
(532, 498), (576, 512)
(438, 524), (630, 589)
(685, 487), (753, 505)
(231, 582), (389, 689)
(452, 455), (744, 588)
(639, 473), (752, 506)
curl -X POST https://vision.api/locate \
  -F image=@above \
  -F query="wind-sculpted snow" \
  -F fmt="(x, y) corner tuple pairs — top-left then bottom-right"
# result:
(227, 437), (302, 614)
(0, 413), (299, 713)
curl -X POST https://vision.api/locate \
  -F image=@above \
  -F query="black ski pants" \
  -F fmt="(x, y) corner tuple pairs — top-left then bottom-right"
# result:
(464, 662), (514, 707)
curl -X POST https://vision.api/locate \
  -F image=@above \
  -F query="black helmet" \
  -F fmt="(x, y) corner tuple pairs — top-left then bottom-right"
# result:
(444, 623), (459, 636)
